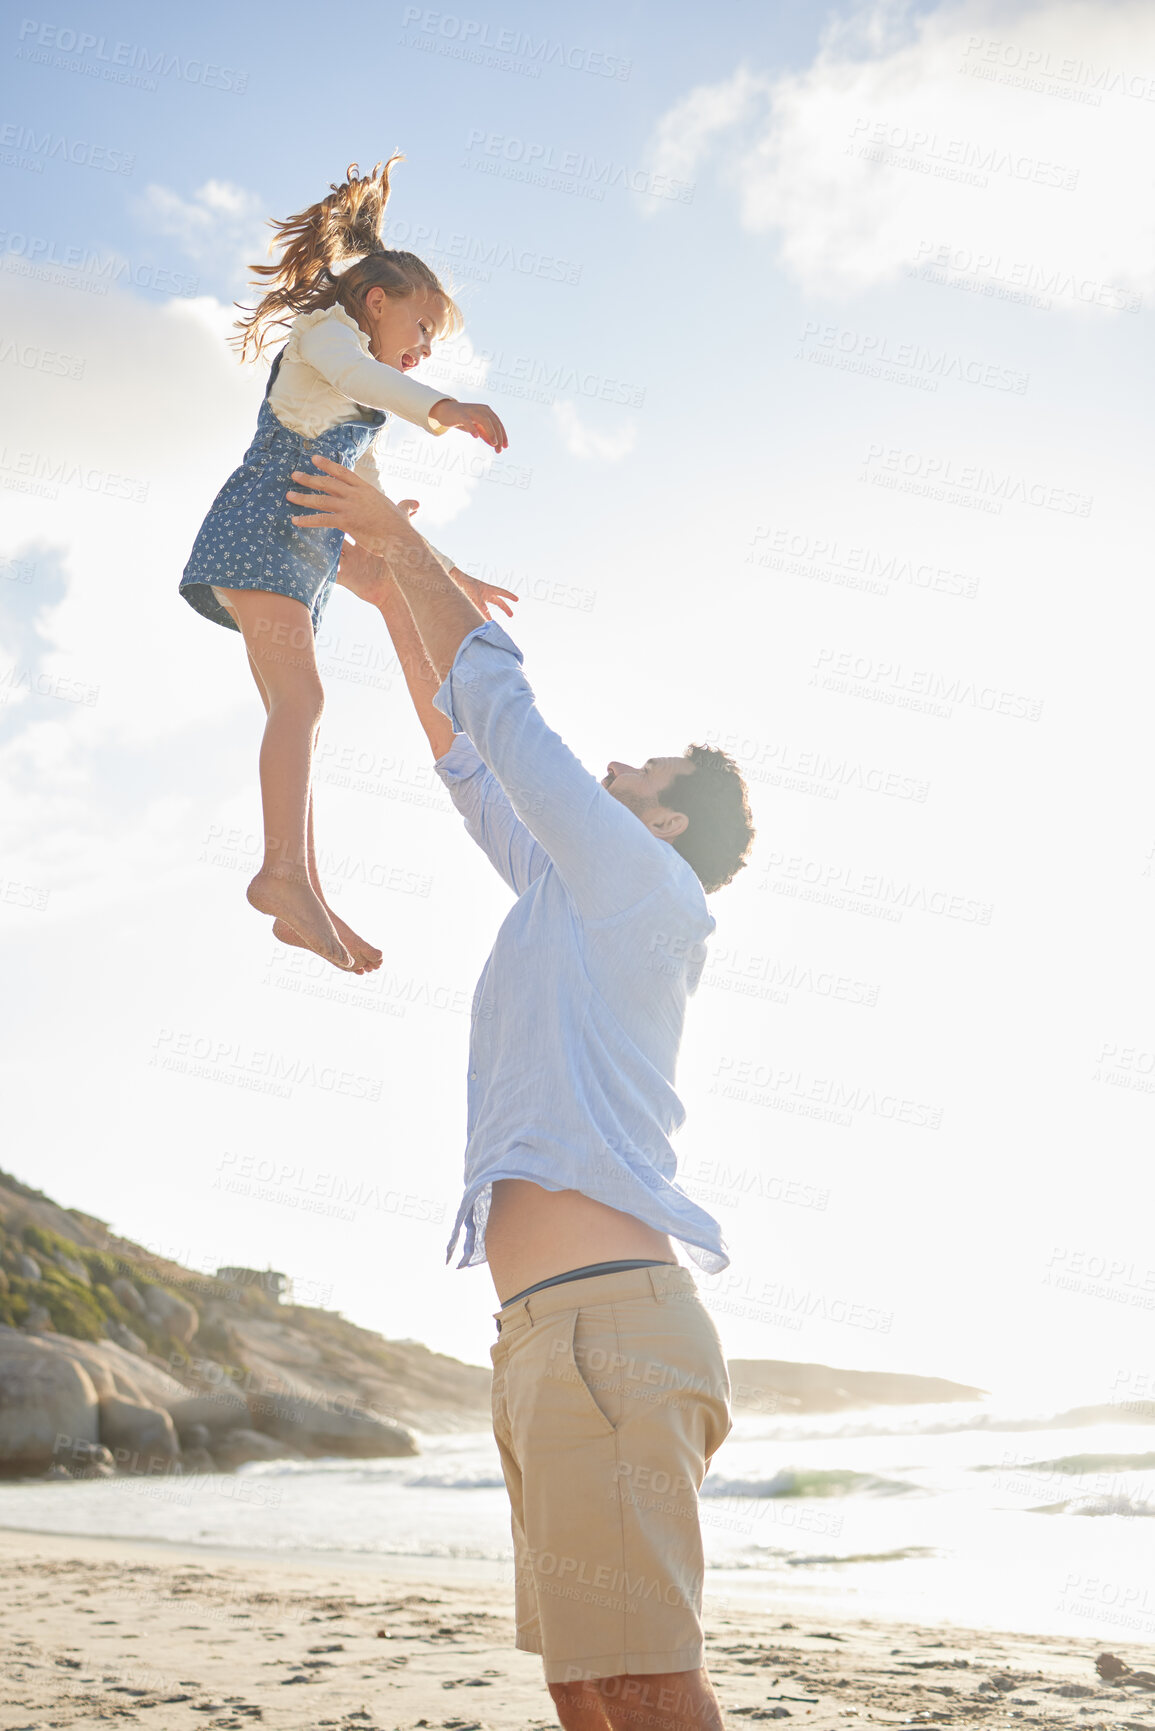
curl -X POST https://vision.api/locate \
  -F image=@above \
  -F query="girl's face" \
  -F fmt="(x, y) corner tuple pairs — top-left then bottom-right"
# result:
(362, 286), (445, 374)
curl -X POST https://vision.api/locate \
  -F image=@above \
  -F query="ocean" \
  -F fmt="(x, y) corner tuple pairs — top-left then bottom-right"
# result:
(3, 1398), (1152, 1643)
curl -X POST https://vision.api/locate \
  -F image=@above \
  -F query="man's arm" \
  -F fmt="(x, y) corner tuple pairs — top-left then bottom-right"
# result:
(289, 454), (487, 679)
(293, 458), (684, 921)
(371, 558), (455, 761)
(352, 448), (459, 580)
(336, 541), (551, 896)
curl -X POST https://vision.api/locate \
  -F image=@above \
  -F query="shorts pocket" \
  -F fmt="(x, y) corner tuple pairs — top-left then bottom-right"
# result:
(562, 1309), (622, 1436)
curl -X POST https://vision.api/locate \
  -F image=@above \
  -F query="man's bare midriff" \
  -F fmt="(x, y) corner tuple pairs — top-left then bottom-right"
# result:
(486, 1178), (678, 1304)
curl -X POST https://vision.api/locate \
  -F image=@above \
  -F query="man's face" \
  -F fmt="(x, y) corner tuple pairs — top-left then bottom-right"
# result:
(602, 756), (693, 840)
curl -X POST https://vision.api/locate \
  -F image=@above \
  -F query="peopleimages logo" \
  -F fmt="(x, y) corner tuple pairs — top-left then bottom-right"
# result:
(0, 121), (134, 173)
(148, 1029), (383, 1103)
(811, 648), (1045, 722)
(400, 9), (632, 80)
(463, 131), (694, 203)
(0, 231), (198, 297)
(15, 19), (249, 91)
(847, 116), (1079, 189)
(384, 219), (582, 286)
(861, 443), (1093, 517)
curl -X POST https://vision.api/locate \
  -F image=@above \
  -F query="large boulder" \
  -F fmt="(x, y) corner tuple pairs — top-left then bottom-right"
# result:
(33, 1335), (191, 1408)
(213, 1428), (304, 1470)
(31, 1335), (121, 1401)
(0, 1343), (99, 1474)
(110, 1277), (146, 1317)
(98, 1395), (180, 1472)
(90, 1341), (192, 1410)
(29, 1334), (167, 1405)
(105, 1321), (149, 1356)
(14, 1254), (41, 1280)
(247, 1389), (418, 1458)
(140, 1286), (198, 1345)
(62, 1441), (116, 1478)
(170, 1383), (251, 1439)
(55, 1255), (91, 1285)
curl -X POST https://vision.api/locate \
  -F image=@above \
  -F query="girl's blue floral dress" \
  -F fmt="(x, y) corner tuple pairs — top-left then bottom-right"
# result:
(179, 347), (386, 634)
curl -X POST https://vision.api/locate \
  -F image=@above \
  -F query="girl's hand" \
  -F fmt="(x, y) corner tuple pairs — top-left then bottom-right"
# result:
(431, 399), (509, 453)
(450, 568), (519, 620)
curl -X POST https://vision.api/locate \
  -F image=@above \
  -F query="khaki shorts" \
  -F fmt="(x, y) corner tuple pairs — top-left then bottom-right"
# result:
(490, 1263), (732, 1684)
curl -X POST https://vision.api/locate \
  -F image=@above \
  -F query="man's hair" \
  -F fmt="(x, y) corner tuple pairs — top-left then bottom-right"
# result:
(664, 744), (755, 894)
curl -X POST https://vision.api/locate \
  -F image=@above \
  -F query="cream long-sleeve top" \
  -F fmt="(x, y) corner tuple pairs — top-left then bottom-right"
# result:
(270, 302), (457, 572)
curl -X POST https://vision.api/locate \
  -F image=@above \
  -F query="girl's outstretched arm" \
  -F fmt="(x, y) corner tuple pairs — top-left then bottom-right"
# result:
(296, 313), (507, 450)
(296, 311), (451, 434)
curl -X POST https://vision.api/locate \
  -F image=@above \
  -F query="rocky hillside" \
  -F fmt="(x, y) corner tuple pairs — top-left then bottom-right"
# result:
(728, 1358), (986, 1412)
(0, 1168), (491, 1481)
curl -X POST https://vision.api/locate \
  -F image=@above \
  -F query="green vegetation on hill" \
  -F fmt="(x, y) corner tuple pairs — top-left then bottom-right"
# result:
(0, 1215), (181, 1356)
(0, 1167), (495, 1434)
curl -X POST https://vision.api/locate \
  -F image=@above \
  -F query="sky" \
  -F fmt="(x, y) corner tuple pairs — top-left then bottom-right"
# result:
(1, 0), (1152, 1404)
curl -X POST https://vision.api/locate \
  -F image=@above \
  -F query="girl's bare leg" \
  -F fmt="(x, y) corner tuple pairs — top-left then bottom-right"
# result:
(274, 783), (384, 974)
(241, 650), (382, 975)
(214, 586), (353, 970)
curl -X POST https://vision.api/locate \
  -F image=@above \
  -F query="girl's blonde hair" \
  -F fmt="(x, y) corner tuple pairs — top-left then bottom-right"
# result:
(232, 157), (463, 361)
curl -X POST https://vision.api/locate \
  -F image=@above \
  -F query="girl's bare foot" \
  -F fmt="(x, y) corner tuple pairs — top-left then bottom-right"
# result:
(247, 871), (354, 970)
(272, 910), (382, 975)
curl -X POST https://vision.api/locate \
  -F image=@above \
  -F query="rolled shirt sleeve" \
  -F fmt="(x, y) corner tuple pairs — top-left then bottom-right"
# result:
(434, 734), (551, 896)
(432, 623), (686, 921)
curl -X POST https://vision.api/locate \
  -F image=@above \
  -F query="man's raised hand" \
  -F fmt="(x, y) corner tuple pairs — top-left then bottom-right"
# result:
(287, 455), (403, 549)
(335, 538), (388, 606)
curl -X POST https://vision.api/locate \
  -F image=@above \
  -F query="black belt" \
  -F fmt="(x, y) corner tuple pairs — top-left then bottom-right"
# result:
(496, 1258), (674, 1329)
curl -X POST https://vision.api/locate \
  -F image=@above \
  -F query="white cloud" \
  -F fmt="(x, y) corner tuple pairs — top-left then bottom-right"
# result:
(135, 177), (267, 276)
(645, 0), (1155, 301)
(551, 401), (638, 461)
(642, 66), (771, 197)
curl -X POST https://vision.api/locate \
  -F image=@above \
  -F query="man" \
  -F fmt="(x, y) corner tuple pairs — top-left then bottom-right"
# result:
(288, 455), (756, 1731)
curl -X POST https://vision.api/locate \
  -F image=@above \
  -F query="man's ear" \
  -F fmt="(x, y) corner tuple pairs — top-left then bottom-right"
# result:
(648, 809), (689, 842)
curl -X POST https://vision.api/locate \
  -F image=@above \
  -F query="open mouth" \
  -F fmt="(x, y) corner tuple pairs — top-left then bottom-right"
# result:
(399, 353), (416, 371)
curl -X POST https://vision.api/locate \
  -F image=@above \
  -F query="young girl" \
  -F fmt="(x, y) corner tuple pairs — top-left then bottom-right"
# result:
(180, 158), (513, 973)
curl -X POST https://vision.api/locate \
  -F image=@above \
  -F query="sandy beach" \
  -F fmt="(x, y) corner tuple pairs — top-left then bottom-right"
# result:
(1, 1528), (1150, 1731)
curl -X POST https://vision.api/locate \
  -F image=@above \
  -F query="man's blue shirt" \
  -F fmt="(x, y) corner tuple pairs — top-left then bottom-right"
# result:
(432, 621), (728, 1273)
